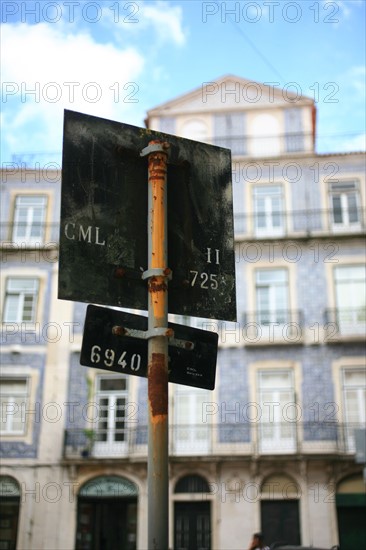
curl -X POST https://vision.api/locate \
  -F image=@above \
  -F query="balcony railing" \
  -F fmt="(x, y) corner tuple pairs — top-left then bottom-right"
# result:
(0, 223), (60, 247)
(212, 132), (313, 157)
(234, 208), (366, 239)
(242, 310), (303, 345)
(63, 422), (365, 460)
(1, 209), (364, 249)
(324, 308), (366, 339)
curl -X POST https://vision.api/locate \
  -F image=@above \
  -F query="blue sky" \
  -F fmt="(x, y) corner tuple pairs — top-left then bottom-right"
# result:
(1, 0), (365, 165)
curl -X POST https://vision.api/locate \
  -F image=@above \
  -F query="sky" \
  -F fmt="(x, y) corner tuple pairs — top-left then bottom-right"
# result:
(1, 0), (365, 166)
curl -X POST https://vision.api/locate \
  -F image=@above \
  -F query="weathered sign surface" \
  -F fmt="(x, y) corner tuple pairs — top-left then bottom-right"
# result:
(59, 109), (236, 321)
(80, 305), (218, 390)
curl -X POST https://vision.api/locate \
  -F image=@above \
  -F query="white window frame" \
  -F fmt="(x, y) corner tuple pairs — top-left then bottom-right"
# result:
(334, 265), (366, 336)
(0, 377), (29, 435)
(12, 195), (48, 244)
(2, 278), (39, 323)
(213, 112), (246, 156)
(92, 374), (130, 458)
(253, 184), (285, 237)
(173, 385), (211, 455)
(342, 367), (366, 452)
(257, 369), (297, 454)
(255, 268), (289, 326)
(329, 180), (360, 230)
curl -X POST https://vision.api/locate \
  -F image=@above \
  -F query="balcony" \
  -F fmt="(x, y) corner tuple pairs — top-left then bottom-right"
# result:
(242, 310), (304, 345)
(213, 132), (313, 158)
(63, 422), (364, 461)
(1, 208), (364, 249)
(234, 208), (366, 240)
(324, 308), (366, 341)
(0, 223), (60, 249)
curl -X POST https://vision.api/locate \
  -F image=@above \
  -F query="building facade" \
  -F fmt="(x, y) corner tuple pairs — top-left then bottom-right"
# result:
(1, 75), (365, 549)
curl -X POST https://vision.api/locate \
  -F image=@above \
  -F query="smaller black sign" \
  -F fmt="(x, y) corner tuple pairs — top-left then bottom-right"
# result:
(80, 305), (218, 390)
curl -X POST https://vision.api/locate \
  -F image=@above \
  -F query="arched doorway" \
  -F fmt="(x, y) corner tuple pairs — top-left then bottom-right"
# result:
(336, 473), (366, 550)
(174, 474), (212, 550)
(75, 475), (138, 550)
(260, 473), (301, 545)
(0, 476), (21, 550)
(180, 119), (208, 142)
(250, 113), (281, 156)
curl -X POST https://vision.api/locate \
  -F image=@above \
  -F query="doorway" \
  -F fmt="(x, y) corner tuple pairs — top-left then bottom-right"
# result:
(174, 501), (211, 550)
(75, 476), (138, 550)
(261, 499), (300, 545)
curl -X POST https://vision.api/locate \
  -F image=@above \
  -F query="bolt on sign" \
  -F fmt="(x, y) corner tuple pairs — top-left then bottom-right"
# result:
(81, 305), (218, 390)
(59, 109), (237, 322)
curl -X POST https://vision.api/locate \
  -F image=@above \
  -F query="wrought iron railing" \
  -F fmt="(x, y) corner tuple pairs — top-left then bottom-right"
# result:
(212, 131), (312, 157)
(234, 208), (365, 238)
(241, 310), (304, 343)
(324, 308), (366, 338)
(0, 223), (60, 247)
(63, 422), (365, 460)
(1, 209), (364, 250)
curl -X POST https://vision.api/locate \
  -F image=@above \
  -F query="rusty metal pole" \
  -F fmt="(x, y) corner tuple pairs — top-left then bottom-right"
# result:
(144, 140), (170, 550)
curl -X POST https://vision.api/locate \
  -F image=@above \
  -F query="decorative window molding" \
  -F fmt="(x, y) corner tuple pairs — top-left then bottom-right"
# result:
(2, 278), (39, 323)
(0, 366), (39, 443)
(12, 195), (48, 245)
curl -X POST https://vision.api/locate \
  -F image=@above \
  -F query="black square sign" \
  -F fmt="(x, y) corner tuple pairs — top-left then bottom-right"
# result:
(59, 110), (236, 321)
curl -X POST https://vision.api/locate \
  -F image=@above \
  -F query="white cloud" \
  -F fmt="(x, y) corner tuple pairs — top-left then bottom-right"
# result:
(143, 2), (186, 46)
(96, 1), (187, 47)
(321, 0), (362, 18)
(1, 1), (188, 160)
(1, 22), (145, 158)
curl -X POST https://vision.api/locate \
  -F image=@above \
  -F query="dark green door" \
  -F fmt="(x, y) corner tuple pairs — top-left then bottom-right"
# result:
(337, 494), (366, 550)
(174, 501), (211, 550)
(261, 499), (301, 545)
(0, 498), (20, 550)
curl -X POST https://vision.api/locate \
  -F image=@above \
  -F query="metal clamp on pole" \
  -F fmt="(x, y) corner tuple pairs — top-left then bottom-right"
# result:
(140, 142), (170, 158)
(142, 267), (172, 281)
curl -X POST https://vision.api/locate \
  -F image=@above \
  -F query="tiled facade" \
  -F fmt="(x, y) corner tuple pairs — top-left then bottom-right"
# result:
(1, 75), (365, 549)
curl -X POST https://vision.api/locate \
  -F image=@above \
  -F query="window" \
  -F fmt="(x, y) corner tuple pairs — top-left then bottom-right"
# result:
(329, 181), (360, 229)
(284, 108), (304, 153)
(250, 113), (280, 156)
(256, 269), (289, 325)
(253, 185), (284, 236)
(342, 368), (366, 451)
(159, 116), (175, 134)
(0, 378), (29, 435)
(12, 195), (47, 244)
(173, 386), (211, 455)
(180, 119), (208, 142)
(92, 375), (130, 457)
(213, 113), (246, 155)
(334, 265), (366, 335)
(2, 278), (39, 323)
(257, 370), (296, 453)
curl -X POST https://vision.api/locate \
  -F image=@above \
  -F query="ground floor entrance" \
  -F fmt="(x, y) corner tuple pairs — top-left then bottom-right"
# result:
(174, 501), (211, 550)
(75, 475), (138, 550)
(261, 499), (301, 545)
(336, 494), (366, 550)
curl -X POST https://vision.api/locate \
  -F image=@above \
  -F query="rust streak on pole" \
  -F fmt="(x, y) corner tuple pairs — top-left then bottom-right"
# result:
(147, 140), (169, 550)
